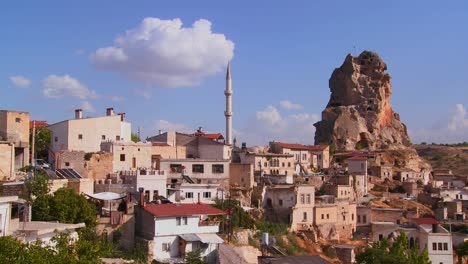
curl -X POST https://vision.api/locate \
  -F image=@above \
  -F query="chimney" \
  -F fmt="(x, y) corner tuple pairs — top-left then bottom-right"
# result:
(106, 107), (115, 116)
(118, 112), (125, 122)
(138, 187), (145, 207)
(75, 109), (83, 119)
(241, 142), (247, 150)
(158, 130), (162, 135)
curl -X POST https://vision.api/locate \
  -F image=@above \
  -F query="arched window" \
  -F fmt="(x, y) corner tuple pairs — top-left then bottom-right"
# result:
(409, 237), (415, 248)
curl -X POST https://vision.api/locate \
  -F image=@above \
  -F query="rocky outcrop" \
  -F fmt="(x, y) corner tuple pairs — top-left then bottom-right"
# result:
(314, 51), (430, 171)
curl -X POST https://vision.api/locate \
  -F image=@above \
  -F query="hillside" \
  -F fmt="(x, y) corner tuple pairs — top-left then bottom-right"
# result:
(415, 144), (468, 176)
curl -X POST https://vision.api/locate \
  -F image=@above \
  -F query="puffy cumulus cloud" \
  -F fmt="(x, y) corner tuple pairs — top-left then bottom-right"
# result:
(242, 106), (319, 145)
(155, 120), (191, 134)
(42, 75), (97, 99)
(410, 104), (468, 143)
(280, 100), (303, 110)
(91, 18), (234, 88)
(10, 75), (31, 88)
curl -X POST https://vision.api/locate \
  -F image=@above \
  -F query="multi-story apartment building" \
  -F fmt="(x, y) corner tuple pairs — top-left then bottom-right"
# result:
(0, 110), (30, 177)
(47, 108), (131, 166)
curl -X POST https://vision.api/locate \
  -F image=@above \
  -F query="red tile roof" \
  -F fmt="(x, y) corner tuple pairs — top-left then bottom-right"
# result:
(412, 218), (439, 225)
(272, 142), (310, 150)
(30, 120), (48, 129)
(193, 131), (224, 140)
(144, 203), (226, 217)
(308, 145), (328, 151)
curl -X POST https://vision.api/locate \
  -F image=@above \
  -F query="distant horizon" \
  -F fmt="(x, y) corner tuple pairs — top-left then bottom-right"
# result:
(1, 1), (466, 145)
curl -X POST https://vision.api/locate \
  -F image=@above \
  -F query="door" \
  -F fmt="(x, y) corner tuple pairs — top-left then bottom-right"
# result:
(132, 157), (136, 168)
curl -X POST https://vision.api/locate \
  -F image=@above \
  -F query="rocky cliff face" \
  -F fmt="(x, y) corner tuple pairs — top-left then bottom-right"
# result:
(314, 51), (430, 171)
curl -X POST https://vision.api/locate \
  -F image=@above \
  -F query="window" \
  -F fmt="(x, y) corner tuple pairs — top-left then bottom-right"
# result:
(303, 212), (307, 221)
(432, 243), (437, 251)
(438, 243), (442, 251)
(327, 214), (329, 219)
(65, 162), (70, 167)
(15, 118), (21, 123)
(153, 191), (159, 201)
(116, 135), (120, 141)
(186, 192), (193, 199)
(318, 154), (322, 159)
(102, 135), (106, 140)
(306, 194), (311, 204)
(288, 162), (291, 167)
(162, 243), (171, 252)
(264, 162), (267, 167)
(363, 215), (367, 223)
(379, 234), (383, 241)
(54, 136), (58, 142)
(170, 164), (182, 173)
(321, 214), (324, 219)
(78, 134), (83, 140)
(282, 162), (285, 167)
(357, 215), (361, 223)
(203, 192), (211, 198)
(212, 164), (224, 173)
(183, 217), (188, 225)
(192, 164), (204, 173)
(120, 154), (125, 161)
(176, 217), (181, 226)
(300, 194), (305, 204)
(279, 199), (283, 206)
(352, 214), (354, 221)
(443, 243), (448, 251)
(145, 190), (150, 201)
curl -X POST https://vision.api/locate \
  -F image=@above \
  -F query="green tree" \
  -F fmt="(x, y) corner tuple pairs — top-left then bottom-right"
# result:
(25, 170), (50, 200)
(356, 233), (431, 264)
(456, 241), (468, 264)
(184, 249), (206, 264)
(131, 133), (140, 143)
(33, 128), (51, 161)
(32, 187), (97, 227)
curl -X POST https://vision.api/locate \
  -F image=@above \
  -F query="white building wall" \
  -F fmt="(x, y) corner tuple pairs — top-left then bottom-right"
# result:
(153, 235), (179, 259)
(425, 233), (453, 264)
(176, 184), (219, 204)
(137, 172), (167, 200)
(154, 216), (219, 237)
(0, 202), (11, 236)
(161, 160), (230, 180)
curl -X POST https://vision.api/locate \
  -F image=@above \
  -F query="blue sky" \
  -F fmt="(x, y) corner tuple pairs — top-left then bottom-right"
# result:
(1, 0), (467, 144)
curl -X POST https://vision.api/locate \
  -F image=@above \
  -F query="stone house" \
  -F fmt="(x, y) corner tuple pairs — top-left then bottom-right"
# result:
(167, 182), (222, 204)
(238, 150), (295, 183)
(229, 163), (254, 189)
(313, 195), (357, 241)
(335, 174), (368, 198)
(0, 110), (30, 178)
(269, 142), (315, 174)
(324, 184), (355, 200)
(371, 218), (453, 264)
(368, 165), (393, 180)
(47, 108), (131, 167)
(308, 145), (330, 169)
(262, 185), (315, 232)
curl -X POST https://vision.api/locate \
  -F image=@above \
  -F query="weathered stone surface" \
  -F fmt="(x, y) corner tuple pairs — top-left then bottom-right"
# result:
(314, 51), (430, 171)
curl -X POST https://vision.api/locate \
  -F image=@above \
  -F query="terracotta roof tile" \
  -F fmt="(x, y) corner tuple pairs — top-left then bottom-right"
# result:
(411, 218), (439, 225)
(347, 156), (368, 161)
(143, 203), (226, 217)
(30, 120), (48, 129)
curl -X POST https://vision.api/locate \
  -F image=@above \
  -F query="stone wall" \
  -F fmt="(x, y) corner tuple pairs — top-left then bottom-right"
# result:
(0, 143), (14, 180)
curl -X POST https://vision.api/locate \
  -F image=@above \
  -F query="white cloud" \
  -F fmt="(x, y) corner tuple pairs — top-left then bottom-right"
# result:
(410, 104), (468, 143)
(42, 75), (97, 99)
(240, 106), (319, 145)
(91, 18), (234, 88)
(10, 75), (31, 88)
(155, 120), (191, 133)
(79, 101), (95, 113)
(280, 100), (303, 110)
(134, 89), (152, 99)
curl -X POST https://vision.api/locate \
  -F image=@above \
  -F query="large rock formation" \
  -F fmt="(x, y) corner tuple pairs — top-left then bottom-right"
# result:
(314, 51), (430, 171)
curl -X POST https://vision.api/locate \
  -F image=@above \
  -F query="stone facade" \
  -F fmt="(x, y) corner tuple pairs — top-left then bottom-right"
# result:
(229, 163), (254, 188)
(0, 110), (30, 173)
(0, 142), (15, 180)
(313, 196), (357, 241)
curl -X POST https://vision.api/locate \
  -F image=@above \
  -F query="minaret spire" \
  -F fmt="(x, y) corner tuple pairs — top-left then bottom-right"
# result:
(224, 62), (233, 145)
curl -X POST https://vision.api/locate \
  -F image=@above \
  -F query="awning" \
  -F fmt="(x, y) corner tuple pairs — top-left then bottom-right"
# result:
(178, 233), (224, 244)
(196, 233), (224, 244)
(84, 192), (126, 201)
(179, 234), (200, 242)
